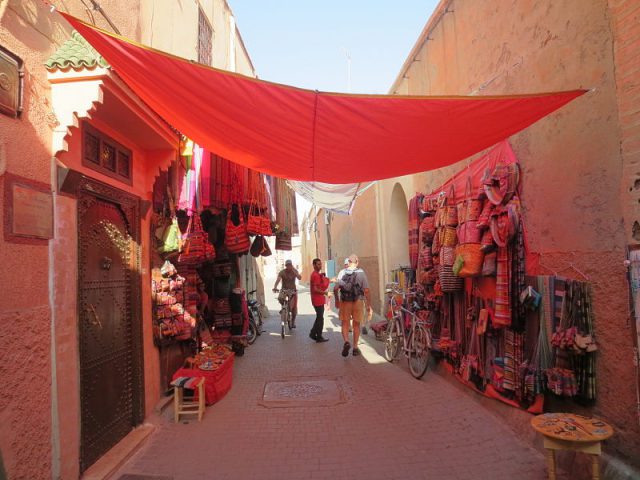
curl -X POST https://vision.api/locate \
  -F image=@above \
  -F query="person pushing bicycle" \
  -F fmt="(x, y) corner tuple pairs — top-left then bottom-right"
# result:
(272, 259), (301, 328)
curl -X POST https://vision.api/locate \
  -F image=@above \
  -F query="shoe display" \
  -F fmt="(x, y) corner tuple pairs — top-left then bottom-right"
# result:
(341, 342), (350, 357)
(316, 336), (329, 343)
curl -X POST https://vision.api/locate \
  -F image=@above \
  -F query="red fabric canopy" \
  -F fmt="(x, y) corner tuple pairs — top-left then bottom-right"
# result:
(61, 13), (586, 184)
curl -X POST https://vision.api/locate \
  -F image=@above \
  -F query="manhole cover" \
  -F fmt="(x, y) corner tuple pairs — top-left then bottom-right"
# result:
(261, 379), (344, 407)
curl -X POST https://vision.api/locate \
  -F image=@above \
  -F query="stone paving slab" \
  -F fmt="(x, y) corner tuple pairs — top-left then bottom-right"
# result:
(113, 288), (548, 480)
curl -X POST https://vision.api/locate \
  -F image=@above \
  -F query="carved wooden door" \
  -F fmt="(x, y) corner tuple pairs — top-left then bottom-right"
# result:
(78, 185), (142, 472)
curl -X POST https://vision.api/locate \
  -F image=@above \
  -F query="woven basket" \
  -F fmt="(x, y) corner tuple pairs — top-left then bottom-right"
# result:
(454, 243), (484, 277)
(457, 220), (482, 244)
(442, 226), (458, 247)
(441, 245), (456, 266)
(445, 206), (458, 227)
(439, 264), (464, 292)
(466, 199), (483, 221)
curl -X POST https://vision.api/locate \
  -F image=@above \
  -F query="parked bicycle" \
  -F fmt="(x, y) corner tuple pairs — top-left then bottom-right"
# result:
(246, 289), (263, 345)
(383, 287), (432, 379)
(273, 288), (296, 339)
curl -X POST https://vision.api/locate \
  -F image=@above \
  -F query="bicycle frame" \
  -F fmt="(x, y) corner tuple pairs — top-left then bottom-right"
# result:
(384, 288), (432, 379)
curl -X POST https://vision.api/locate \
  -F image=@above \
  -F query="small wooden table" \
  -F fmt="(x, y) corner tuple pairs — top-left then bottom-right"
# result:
(531, 413), (613, 480)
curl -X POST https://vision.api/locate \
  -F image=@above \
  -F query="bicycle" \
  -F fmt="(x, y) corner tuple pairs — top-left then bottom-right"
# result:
(383, 287), (432, 379)
(246, 289), (263, 345)
(273, 288), (296, 339)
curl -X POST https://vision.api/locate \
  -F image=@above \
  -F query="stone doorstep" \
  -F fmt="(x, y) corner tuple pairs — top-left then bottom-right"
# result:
(81, 424), (155, 480)
(153, 394), (174, 415)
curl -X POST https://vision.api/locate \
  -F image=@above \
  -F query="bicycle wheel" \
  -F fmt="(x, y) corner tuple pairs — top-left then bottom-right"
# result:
(280, 307), (286, 338)
(408, 325), (431, 379)
(247, 317), (257, 345)
(383, 320), (400, 362)
(255, 310), (263, 335)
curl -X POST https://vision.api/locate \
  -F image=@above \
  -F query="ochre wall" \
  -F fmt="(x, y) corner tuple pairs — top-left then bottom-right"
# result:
(359, 0), (637, 466)
(609, 0), (640, 244)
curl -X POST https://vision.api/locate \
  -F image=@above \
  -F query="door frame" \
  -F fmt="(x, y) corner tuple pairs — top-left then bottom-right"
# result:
(75, 174), (144, 471)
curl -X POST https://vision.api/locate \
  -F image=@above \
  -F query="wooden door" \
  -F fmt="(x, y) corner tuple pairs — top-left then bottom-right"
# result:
(77, 181), (143, 472)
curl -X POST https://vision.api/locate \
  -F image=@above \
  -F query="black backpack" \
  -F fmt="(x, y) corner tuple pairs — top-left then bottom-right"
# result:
(340, 270), (363, 302)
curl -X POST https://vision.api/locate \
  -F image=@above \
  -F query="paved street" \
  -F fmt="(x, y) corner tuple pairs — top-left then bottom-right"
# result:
(114, 287), (547, 480)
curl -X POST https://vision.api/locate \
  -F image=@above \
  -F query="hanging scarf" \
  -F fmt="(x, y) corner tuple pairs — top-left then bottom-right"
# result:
(408, 195), (422, 270)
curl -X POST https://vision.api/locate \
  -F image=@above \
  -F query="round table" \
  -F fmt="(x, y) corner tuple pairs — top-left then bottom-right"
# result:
(531, 413), (613, 480)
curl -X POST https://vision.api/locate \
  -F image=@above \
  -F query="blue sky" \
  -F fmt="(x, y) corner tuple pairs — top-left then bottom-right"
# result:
(231, 1), (440, 94)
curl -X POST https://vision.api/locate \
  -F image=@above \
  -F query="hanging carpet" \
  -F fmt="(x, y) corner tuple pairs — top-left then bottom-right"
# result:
(61, 13), (587, 184)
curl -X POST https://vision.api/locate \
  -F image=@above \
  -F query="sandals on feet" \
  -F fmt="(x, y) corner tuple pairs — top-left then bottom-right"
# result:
(341, 342), (351, 357)
(352, 348), (361, 356)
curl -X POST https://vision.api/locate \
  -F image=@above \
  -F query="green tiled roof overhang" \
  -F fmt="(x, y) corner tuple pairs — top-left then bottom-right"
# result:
(45, 30), (109, 70)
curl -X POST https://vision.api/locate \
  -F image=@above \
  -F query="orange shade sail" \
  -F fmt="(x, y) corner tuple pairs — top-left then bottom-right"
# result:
(61, 13), (586, 184)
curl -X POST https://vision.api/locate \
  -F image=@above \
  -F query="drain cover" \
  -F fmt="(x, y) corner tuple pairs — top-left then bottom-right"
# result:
(117, 475), (173, 480)
(260, 379), (344, 407)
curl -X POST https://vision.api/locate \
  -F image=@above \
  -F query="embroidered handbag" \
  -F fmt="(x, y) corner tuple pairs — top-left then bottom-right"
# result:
(225, 204), (251, 254)
(179, 214), (216, 265)
(260, 216), (273, 236)
(246, 202), (262, 236)
(419, 216), (436, 243)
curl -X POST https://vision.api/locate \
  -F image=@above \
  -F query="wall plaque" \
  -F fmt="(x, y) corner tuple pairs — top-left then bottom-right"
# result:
(4, 174), (53, 244)
(0, 46), (23, 118)
(12, 183), (53, 239)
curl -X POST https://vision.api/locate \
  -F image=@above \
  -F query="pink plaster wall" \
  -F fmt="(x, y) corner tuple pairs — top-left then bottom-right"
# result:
(353, 0), (638, 466)
(0, 2), (62, 478)
(321, 0), (639, 469)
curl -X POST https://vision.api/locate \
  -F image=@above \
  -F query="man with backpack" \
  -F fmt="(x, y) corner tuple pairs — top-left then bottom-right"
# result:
(334, 254), (373, 357)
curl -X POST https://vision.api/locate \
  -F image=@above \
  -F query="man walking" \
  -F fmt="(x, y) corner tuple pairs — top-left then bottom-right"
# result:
(309, 258), (330, 342)
(334, 254), (373, 357)
(273, 259), (301, 328)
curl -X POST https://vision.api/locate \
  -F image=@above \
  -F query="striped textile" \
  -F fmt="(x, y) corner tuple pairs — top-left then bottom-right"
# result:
(493, 246), (511, 327)
(171, 376), (202, 389)
(511, 223), (527, 332)
(408, 195), (422, 270)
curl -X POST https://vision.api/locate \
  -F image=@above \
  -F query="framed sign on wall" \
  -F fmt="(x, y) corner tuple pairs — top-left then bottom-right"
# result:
(4, 173), (53, 244)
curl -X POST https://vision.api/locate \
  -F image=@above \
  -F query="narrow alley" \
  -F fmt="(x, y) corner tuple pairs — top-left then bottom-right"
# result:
(114, 287), (546, 480)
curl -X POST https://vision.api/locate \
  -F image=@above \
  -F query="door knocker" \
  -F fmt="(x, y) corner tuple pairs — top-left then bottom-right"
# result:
(101, 256), (112, 270)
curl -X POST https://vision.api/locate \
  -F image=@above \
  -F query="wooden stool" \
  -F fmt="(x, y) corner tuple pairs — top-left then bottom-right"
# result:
(531, 413), (614, 480)
(171, 376), (205, 422)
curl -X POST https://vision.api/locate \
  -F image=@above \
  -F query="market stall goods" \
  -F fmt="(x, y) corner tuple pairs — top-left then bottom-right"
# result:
(403, 141), (597, 412)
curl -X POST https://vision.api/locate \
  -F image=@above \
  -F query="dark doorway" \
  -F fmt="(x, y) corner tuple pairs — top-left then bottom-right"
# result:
(77, 179), (143, 472)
